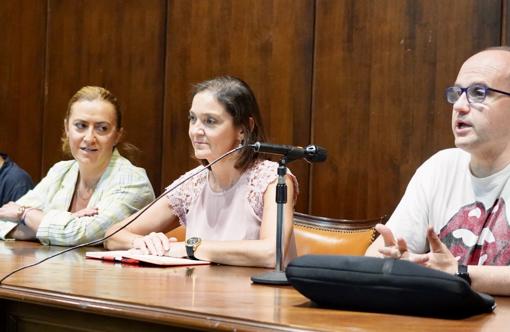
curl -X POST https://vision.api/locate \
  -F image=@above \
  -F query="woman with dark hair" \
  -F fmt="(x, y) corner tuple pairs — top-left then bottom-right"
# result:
(105, 76), (298, 268)
(0, 86), (155, 245)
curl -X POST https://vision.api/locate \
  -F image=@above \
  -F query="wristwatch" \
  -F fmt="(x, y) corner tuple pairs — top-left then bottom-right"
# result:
(185, 237), (202, 260)
(455, 264), (471, 285)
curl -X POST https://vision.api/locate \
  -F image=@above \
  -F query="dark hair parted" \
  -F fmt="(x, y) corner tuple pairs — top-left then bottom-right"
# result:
(61, 86), (139, 162)
(192, 76), (267, 171)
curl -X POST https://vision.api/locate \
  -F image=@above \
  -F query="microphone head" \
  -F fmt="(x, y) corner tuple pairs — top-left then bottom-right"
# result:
(305, 145), (327, 162)
(251, 142), (260, 151)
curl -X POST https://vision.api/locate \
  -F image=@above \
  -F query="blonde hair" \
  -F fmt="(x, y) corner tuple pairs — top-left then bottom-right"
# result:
(61, 86), (139, 161)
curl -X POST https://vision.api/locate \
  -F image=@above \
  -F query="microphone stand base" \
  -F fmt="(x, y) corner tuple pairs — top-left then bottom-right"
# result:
(251, 271), (289, 285)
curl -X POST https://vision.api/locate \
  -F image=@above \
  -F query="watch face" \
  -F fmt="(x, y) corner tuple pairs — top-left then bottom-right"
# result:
(186, 237), (200, 246)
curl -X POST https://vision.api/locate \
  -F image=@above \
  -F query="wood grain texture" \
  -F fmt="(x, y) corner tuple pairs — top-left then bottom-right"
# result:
(0, 240), (508, 331)
(1, 0), (508, 218)
(311, 0), (501, 218)
(503, 0), (510, 44)
(0, 0), (46, 180)
(162, 0), (314, 211)
(42, 0), (166, 189)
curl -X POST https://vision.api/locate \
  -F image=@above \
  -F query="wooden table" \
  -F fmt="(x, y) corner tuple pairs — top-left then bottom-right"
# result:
(0, 241), (507, 331)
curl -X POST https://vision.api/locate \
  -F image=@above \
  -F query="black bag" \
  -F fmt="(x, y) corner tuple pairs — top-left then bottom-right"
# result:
(286, 255), (496, 318)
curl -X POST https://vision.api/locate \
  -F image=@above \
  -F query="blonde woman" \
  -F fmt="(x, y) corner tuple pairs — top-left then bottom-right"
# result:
(0, 86), (155, 245)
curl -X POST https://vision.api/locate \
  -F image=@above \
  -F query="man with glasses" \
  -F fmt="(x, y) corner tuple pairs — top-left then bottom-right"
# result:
(366, 47), (510, 296)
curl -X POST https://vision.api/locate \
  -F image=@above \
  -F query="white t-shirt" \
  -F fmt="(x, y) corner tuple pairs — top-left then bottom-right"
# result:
(387, 148), (510, 265)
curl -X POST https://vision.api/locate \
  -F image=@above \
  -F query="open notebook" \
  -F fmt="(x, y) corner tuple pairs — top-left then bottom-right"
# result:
(85, 250), (210, 266)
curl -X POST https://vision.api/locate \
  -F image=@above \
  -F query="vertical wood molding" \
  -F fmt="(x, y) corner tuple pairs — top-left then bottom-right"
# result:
(502, 0), (510, 44)
(1, 0), (506, 218)
(311, 0), (501, 218)
(0, 0), (47, 181)
(43, 0), (166, 189)
(162, 0), (314, 211)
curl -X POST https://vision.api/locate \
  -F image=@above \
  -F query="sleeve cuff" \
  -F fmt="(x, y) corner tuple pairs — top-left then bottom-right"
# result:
(36, 210), (73, 245)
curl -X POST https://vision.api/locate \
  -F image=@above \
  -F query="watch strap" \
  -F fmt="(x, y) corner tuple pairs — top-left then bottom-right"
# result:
(186, 245), (198, 260)
(455, 264), (471, 285)
(185, 237), (201, 260)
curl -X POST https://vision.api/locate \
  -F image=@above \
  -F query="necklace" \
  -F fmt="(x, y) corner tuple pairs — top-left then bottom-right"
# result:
(75, 182), (97, 201)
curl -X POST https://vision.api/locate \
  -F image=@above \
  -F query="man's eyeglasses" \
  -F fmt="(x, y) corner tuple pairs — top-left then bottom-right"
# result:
(445, 84), (510, 104)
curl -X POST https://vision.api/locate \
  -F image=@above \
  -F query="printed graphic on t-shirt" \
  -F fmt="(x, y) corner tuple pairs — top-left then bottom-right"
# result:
(439, 198), (510, 265)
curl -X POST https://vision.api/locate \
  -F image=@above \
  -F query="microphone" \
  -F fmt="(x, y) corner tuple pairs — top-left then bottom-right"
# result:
(251, 142), (327, 162)
(0, 145), (250, 284)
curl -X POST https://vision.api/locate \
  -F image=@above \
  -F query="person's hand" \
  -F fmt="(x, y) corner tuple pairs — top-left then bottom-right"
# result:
(375, 224), (428, 264)
(165, 241), (187, 258)
(0, 202), (23, 222)
(130, 232), (177, 256)
(72, 207), (99, 218)
(376, 223), (410, 259)
(408, 227), (458, 274)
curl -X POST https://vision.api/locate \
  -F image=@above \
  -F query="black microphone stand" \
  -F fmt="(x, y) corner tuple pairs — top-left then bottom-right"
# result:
(251, 157), (291, 285)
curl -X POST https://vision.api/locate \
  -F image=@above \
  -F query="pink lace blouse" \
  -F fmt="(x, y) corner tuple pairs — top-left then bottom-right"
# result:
(165, 159), (299, 241)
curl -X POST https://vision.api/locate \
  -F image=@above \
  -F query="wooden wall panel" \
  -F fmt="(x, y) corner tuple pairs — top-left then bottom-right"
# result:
(42, 0), (166, 189)
(162, 0), (314, 211)
(0, 0), (46, 181)
(2, 0), (507, 219)
(503, 0), (510, 44)
(311, 0), (501, 219)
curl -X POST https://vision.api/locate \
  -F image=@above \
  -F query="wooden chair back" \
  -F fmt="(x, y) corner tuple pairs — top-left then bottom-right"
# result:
(293, 212), (388, 256)
(166, 225), (186, 241)
(165, 212), (388, 257)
